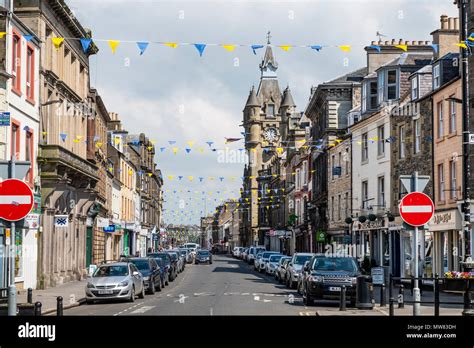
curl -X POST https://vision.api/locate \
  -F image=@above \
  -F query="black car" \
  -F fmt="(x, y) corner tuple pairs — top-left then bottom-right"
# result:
(148, 252), (177, 282)
(148, 256), (169, 287)
(165, 251), (180, 281)
(128, 257), (162, 294)
(195, 250), (213, 264)
(301, 254), (361, 306)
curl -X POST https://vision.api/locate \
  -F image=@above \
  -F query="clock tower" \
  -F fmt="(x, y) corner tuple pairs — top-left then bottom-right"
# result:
(242, 32), (290, 246)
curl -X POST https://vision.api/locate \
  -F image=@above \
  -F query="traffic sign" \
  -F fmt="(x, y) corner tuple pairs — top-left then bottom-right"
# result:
(0, 179), (34, 221)
(399, 192), (434, 227)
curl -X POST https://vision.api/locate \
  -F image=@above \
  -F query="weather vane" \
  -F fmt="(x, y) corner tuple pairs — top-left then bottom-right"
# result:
(376, 31), (387, 41)
(267, 31), (272, 44)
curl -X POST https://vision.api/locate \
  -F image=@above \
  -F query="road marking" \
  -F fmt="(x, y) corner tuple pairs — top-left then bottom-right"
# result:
(254, 296), (260, 301)
(130, 306), (155, 314)
(210, 307), (213, 316)
(299, 311), (313, 316)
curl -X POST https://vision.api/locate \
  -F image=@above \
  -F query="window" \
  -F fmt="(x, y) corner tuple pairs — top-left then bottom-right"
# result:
(450, 160), (457, 199)
(433, 64), (440, 89)
(345, 148), (349, 175)
(377, 125), (385, 156)
(414, 119), (421, 154)
(411, 76), (418, 100)
(362, 80), (377, 113)
(331, 196), (334, 221)
(399, 125), (405, 159)
(302, 161), (308, 186)
(295, 169), (300, 190)
(362, 181), (369, 210)
(11, 121), (20, 159)
(331, 154), (336, 179)
(378, 176), (385, 208)
(12, 32), (22, 94)
(377, 71), (385, 104)
(344, 192), (349, 218)
(387, 70), (398, 100)
(449, 98), (456, 134)
(369, 81), (378, 110)
(267, 104), (275, 117)
(337, 194), (341, 221)
(362, 82), (367, 113)
(25, 130), (34, 184)
(338, 152), (342, 174)
(437, 101), (444, 139)
(438, 164), (445, 202)
(362, 133), (368, 161)
(26, 45), (35, 103)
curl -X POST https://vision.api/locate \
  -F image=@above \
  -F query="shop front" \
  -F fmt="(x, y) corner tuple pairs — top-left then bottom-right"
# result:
(429, 209), (463, 275)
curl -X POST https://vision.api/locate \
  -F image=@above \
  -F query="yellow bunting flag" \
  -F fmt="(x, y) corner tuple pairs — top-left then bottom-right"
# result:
(73, 138), (80, 143)
(167, 175), (174, 180)
(395, 44), (408, 52)
(42, 131), (48, 136)
(96, 142), (103, 148)
(52, 37), (65, 50)
(311, 169), (316, 173)
(164, 42), (178, 48)
(188, 176), (194, 181)
(148, 172), (152, 177)
(250, 148), (257, 152)
(198, 147), (205, 153)
(456, 42), (468, 49)
(0, 32), (6, 39)
(147, 146), (153, 151)
(279, 45), (292, 51)
(108, 40), (120, 53)
(222, 44), (236, 52)
(172, 147), (178, 154)
(187, 141), (194, 148)
(338, 45), (351, 52)
(128, 169), (133, 175)
(276, 147), (283, 155)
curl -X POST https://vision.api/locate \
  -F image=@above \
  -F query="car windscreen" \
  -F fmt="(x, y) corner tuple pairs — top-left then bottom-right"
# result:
(198, 251), (210, 256)
(154, 258), (163, 267)
(168, 253), (178, 261)
(130, 260), (150, 271)
(294, 255), (312, 265)
(312, 257), (358, 272)
(269, 255), (283, 262)
(149, 254), (170, 264)
(94, 265), (129, 277)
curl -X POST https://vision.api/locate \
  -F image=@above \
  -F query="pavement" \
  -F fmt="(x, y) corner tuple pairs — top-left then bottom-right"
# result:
(16, 279), (87, 315)
(19, 254), (468, 316)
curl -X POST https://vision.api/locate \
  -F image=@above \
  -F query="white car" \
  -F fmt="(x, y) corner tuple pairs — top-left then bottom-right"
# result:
(255, 251), (280, 273)
(265, 254), (285, 275)
(232, 247), (243, 258)
(247, 246), (266, 265)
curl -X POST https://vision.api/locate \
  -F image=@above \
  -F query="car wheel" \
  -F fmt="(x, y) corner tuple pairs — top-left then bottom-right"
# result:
(138, 283), (146, 299)
(165, 275), (169, 286)
(210, 261), (213, 264)
(156, 279), (162, 292)
(304, 292), (313, 306)
(149, 279), (155, 295)
(286, 277), (290, 288)
(129, 287), (136, 302)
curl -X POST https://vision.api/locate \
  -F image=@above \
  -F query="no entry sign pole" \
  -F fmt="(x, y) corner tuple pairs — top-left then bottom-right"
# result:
(412, 173), (420, 317)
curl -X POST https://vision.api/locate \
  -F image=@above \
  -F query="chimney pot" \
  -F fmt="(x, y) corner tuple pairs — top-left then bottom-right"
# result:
(399, 39), (403, 44)
(454, 17), (459, 30)
(385, 40), (389, 45)
(441, 14), (448, 29)
(448, 17), (454, 29)
(418, 41), (424, 45)
(371, 41), (376, 45)
(378, 40), (382, 45)
(412, 41), (417, 45)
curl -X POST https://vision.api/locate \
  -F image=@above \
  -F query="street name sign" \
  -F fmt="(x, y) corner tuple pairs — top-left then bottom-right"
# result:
(399, 192), (434, 227)
(0, 179), (34, 221)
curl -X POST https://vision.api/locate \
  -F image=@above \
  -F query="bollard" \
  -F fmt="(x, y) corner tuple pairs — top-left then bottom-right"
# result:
(388, 274), (393, 303)
(380, 284), (386, 307)
(355, 275), (374, 309)
(398, 284), (405, 309)
(462, 280), (474, 316)
(57, 296), (63, 316)
(434, 274), (440, 317)
(34, 302), (42, 316)
(27, 288), (33, 304)
(389, 297), (395, 316)
(339, 286), (346, 311)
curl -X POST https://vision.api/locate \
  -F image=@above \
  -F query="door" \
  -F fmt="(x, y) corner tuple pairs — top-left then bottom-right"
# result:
(86, 227), (93, 267)
(23, 229), (37, 289)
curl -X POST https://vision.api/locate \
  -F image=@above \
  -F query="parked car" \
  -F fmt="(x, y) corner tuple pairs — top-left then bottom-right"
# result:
(177, 249), (189, 269)
(232, 247), (243, 258)
(286, 253), (315, 289)
(297, 260), (311, 295)
(248, 246), (266, 265)
(195, 249), (213, 264)
(241, 248), (249, 261)
(152, 257), (169, 287)
(265, 254), (285, 275)
(275, 257), (292, 283)
(253, 252), (264, 271)
(179, 248), (194, 264)
(256, 251), (280, 273)
(167, 251), (183, 274)
(301, 254), (361, 306)
(149, 252), (177, 282)
(85, 262), (145, 303)
(128, 257), (162, 294)
(171, 249), (185, 272)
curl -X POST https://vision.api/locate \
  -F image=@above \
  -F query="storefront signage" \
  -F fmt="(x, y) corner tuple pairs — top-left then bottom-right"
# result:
(469, 133), (474, 144)
(103, 225), (116, 233)
(371, 267), (385, 285)
(353, 219), (385, 231)
(0, 112), (10, 126)
(54, 215), (69, 227)
(316, 230), (326, 242)
(96, 217), (110, 228)
(25, 213), (40, 229)
(429, 209), (462, 232)
(332, 166), (342, 176)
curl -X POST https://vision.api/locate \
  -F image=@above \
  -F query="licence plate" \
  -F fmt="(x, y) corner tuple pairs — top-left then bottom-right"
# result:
(98, 290), (113, 294)
(329, 287), (341, 292)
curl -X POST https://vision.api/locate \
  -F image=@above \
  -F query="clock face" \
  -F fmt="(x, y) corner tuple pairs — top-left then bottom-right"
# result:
(263, 128), (278, 142)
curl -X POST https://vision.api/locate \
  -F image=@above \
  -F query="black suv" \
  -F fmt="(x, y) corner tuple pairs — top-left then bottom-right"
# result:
(148, 252), (177, 282)
(301, 254), (361, 306)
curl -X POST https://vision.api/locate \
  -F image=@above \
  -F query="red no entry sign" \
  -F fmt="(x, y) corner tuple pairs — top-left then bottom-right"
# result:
(399, 192), (434, 227)
(0, 179), (34, 221)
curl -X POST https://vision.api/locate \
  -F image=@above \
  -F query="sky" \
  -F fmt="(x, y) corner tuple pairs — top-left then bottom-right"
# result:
(66, 0), (458, 225)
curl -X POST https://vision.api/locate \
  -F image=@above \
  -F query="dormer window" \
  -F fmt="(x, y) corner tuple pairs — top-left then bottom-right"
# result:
(266, 103), (275, 117)
(387, 70), (398, 100)
(377, 69), (399, 104)
(411, 75), (419, 100)
(362, 80), (377, 113)
(433, 64), (440, 89)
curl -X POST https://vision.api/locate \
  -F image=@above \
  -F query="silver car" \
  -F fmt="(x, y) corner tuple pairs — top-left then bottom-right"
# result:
(286, 253), (315, 289)
(85, 262), (145, 303)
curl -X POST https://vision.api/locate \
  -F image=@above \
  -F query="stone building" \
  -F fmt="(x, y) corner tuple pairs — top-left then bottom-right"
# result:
(14, 0), (99, 288)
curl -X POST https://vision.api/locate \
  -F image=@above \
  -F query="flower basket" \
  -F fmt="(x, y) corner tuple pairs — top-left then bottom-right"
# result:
(443, 272), (474, 291)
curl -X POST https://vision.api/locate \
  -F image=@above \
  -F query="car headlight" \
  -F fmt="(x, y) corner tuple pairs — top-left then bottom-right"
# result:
(118, 281), (129, 287)
(143, 276), (150, 281)
(87, 282), (95, 288)
(292, 269), (299, 274)
(309, 275), (323, 283)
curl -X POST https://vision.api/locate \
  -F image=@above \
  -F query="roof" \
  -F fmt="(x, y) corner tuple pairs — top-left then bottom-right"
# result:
(281, 86), (296, 107)
(378, 53), (433, 70)
(260, 45), (279, 70)
(323, 67), (368, 85)
(245, 86), (259, 107)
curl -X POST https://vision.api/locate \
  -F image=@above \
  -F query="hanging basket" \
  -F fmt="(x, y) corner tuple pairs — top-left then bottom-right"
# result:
(443, 273), (474, 291)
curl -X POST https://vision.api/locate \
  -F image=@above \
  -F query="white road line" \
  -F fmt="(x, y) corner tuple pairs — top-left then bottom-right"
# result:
(130, 305), (155, 314)
(210, 307), (213, 316)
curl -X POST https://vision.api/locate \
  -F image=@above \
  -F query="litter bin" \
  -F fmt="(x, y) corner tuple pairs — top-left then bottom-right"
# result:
(356, 275), (374, 310)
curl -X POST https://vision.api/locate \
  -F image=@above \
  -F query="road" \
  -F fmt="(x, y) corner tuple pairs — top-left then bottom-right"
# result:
(65, 254), (316, 316)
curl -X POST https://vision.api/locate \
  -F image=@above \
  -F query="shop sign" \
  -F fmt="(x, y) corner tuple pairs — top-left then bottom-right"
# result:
(371, 267), (385, 285)
(429, 210), (462, 231)
(25, 213), (40, 229)
(0, 112), (10, 126)
(353, 219), (385, 231)
(316, 230), (326, 242)
(103, 225), (116, 233)
(96, 217), (110, 228)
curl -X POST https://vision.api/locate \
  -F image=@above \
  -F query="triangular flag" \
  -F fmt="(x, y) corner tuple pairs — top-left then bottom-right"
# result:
(96, 142), (103, 148)
(310, 45), (322, 52)
(60, 133), (67, 142)
(206, 141), (214, 147)
(430, 44), (439, 53)
(136, 41), (149, 55)
(187, 141), (194, 147)
(52, 37), (64, 50)
(369, 45), (381, 53)
(167, 175), (174, 180)
(164, 42), (178, 48)
(178, 176), (183, 180)
(251, 44), (264, 55)
(23, 126), (30, 132)
(276, 147), (283, 155)
(395, 44), (408, 52)
(456, 42), (468, 49)
(185, 148), (191, 153)
(160, 147), (166, 152)
(24, 35), (34, 42)
(80, 38), (92, 53)
(222, 44), (236, 52)
(108, 40), (120, 53)
(188, 176), (194, 181)
(279, 45), (292, 51)
(338, 45), (351, 52)
(172, 147), (178, 154)
(194, 43), (206, 57)
(0, 32), (6, 39)
(198, 147), (205, 153)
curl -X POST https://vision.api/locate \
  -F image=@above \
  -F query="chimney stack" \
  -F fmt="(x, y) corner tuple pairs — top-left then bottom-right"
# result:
(431, 14), (460, 59)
